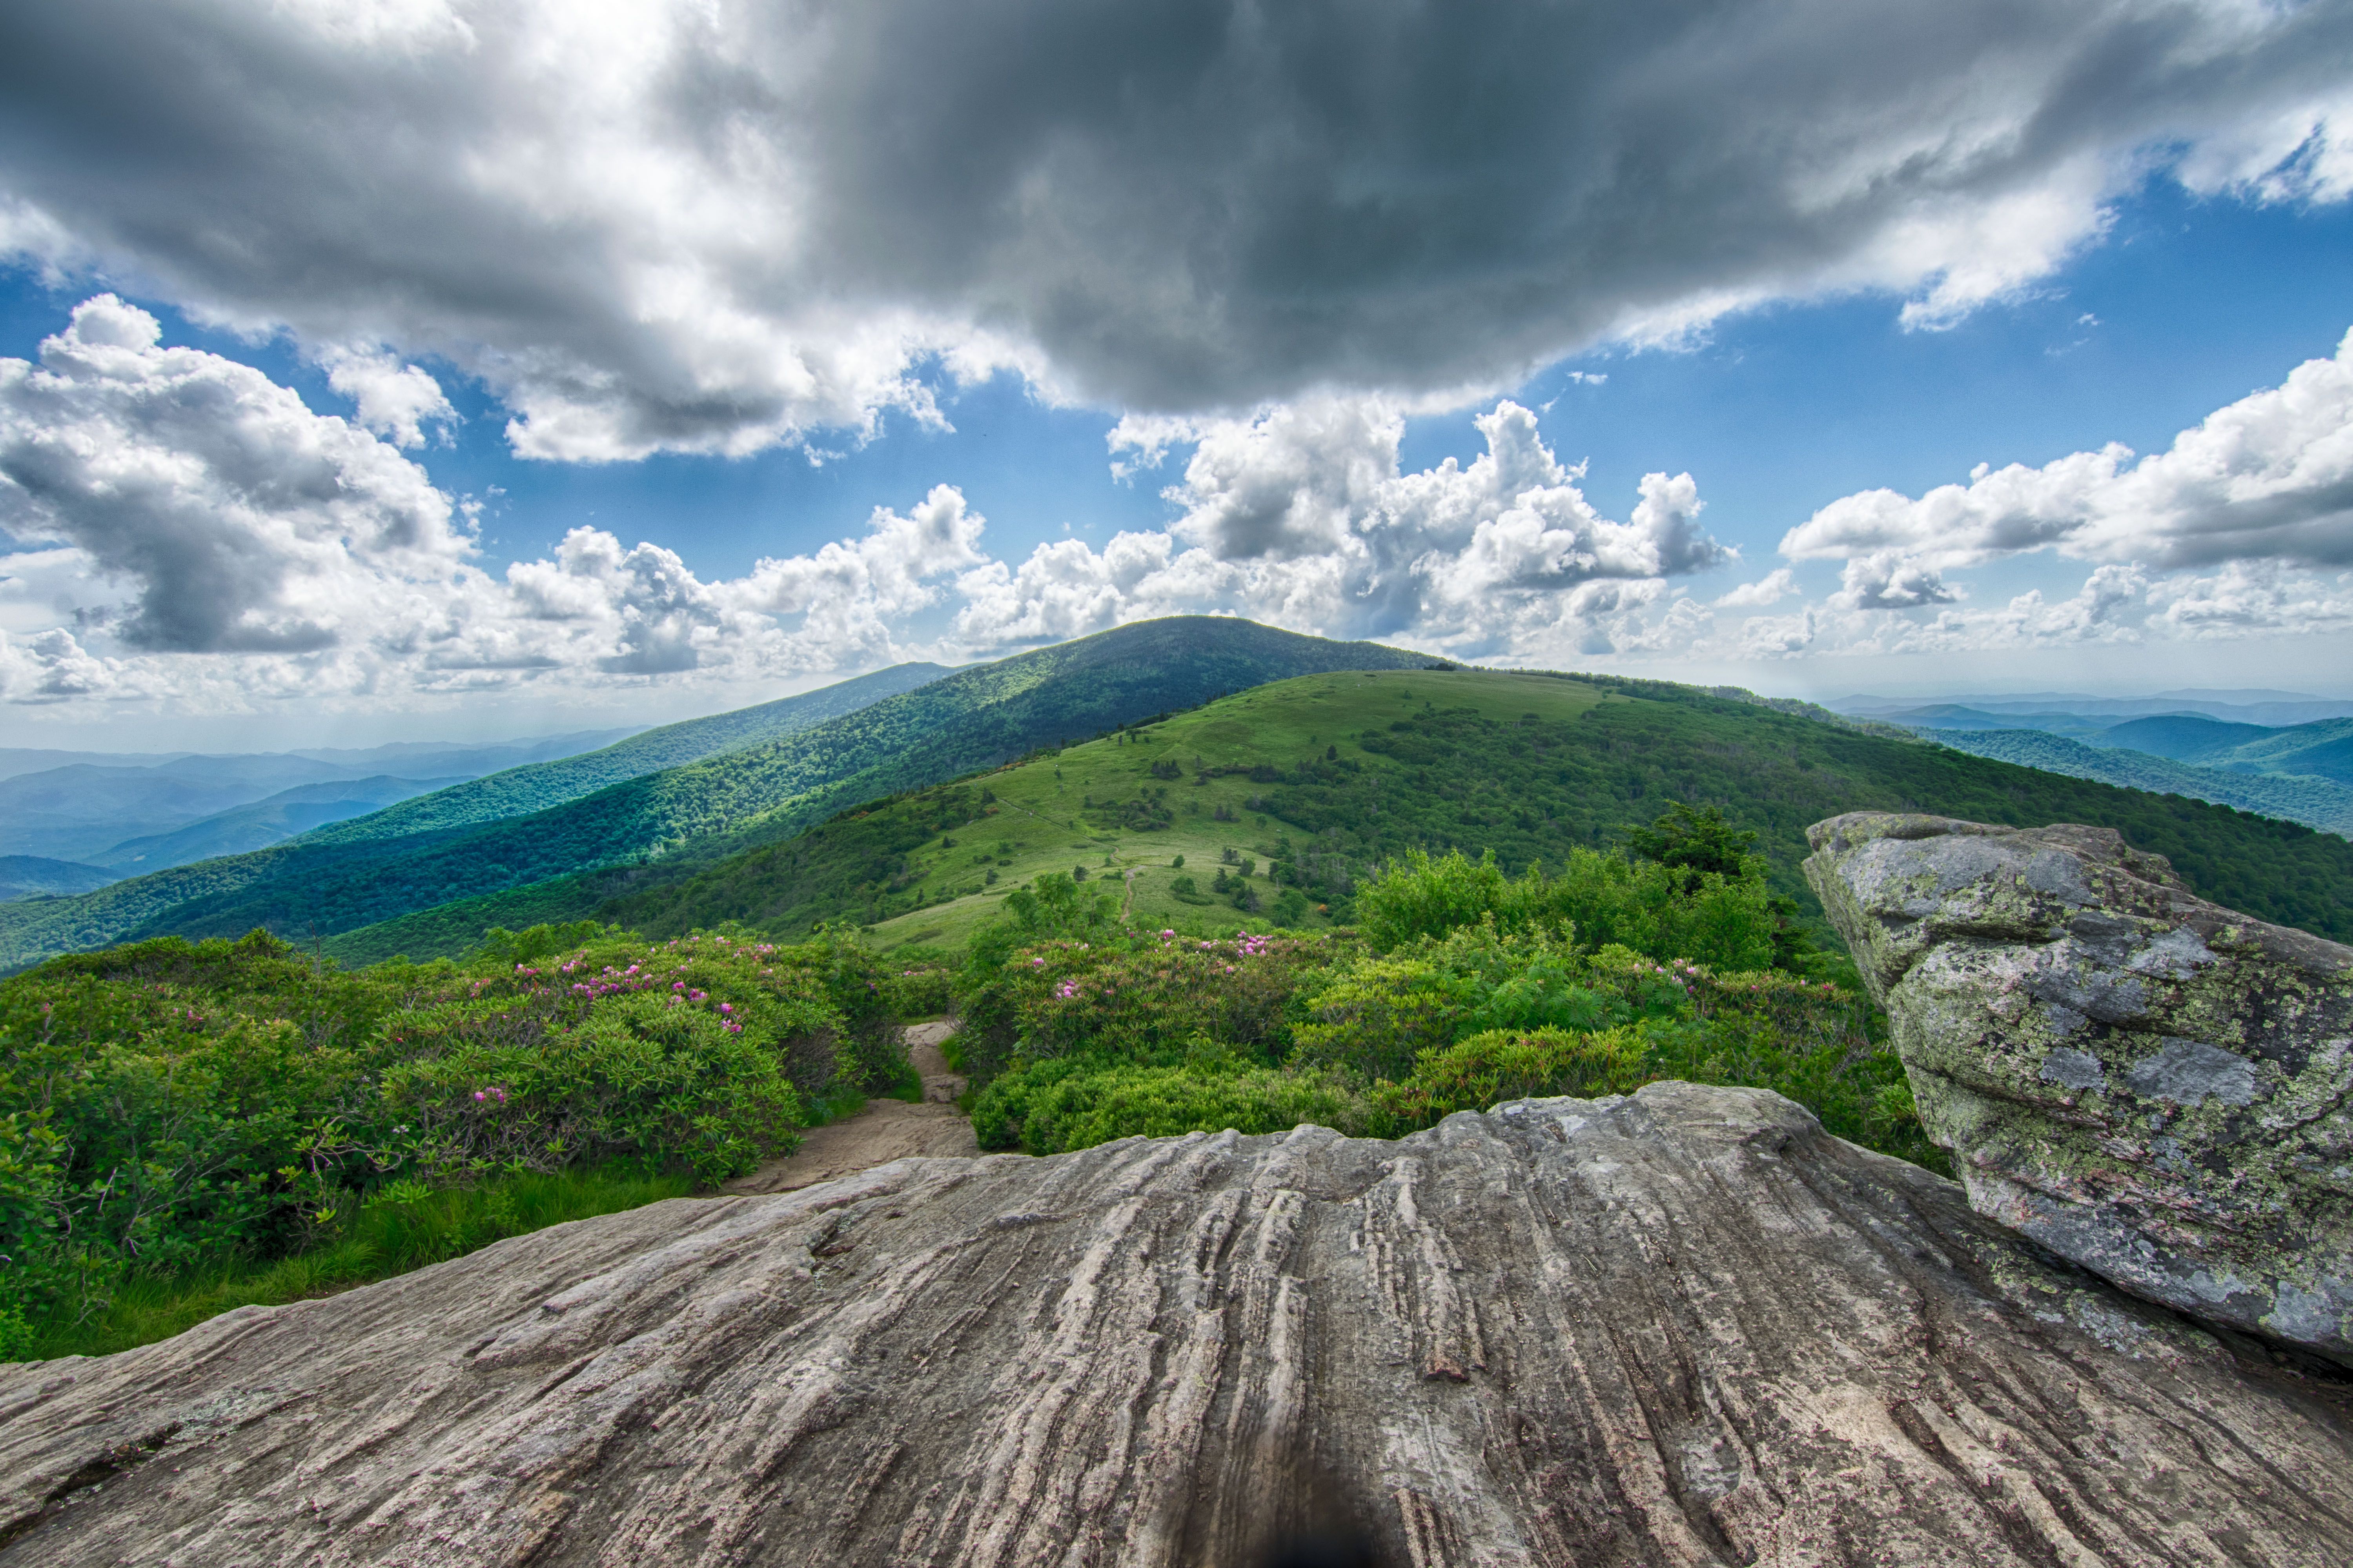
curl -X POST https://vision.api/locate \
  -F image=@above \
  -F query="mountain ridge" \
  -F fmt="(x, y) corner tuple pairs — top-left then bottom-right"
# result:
(0, 621), (1432, 972)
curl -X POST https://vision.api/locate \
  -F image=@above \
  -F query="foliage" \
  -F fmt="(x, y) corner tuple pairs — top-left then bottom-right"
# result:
(961, 907), (1941, 1181)
(0, 924), (907, 1332)
(1351, 846), (1781, 972)
(13, 1162), (693, 1363)
(973, 1057), (1362, 1155)
(1364, 1025), (1649, 1133)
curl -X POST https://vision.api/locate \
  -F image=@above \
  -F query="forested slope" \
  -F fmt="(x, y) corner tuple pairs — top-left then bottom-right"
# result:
(294, 660), (951, 847)
(3, 620), (1430, 971)
(1933, 728), (2353, 836)
(590, 669), (2353, 950)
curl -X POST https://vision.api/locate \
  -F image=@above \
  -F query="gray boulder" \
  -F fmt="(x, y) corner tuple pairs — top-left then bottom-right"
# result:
(1806, 811), (2353, 1362)
(6, 1083), (2351, 1565)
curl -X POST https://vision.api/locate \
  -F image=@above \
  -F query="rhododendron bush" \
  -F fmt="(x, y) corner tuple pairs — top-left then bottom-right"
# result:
(0, 924), (906, 1330)
(957, 855), (1931, 1167)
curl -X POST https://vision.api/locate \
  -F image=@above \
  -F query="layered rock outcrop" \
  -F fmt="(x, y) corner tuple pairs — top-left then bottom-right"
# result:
(1806, 811), (2353, 1363)
(6, 1082), (2351, 1566)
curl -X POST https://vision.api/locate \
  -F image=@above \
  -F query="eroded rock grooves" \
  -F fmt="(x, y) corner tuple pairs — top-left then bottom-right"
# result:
(1805, 811), (2353, 1363)
(5, 1083), (2351, 1566)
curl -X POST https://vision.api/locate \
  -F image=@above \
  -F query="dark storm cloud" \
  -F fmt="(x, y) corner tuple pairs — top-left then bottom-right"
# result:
(0, 1), (2348, 456)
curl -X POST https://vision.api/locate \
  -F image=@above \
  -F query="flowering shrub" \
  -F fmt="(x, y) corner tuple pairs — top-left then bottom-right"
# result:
(957, 929), (1336, 1083)
(0, 922), (910, 1331)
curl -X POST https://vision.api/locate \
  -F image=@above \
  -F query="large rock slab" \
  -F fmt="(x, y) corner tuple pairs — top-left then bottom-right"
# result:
(5, 1082), (2350, 1566)
(1805, 810), (2353, 1363)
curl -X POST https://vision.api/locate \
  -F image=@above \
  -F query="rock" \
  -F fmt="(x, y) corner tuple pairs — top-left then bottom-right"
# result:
(1805, 810), (2353, 1363)
(5, 1082), (2351, 1566)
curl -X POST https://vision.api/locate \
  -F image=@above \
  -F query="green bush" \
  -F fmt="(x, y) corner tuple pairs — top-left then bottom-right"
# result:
(1366, 1024), (1650, 1134)
(0, 924), (904, 1331)
(1353, 846), (1779, 970)
(973, 1057), (1362, 1154)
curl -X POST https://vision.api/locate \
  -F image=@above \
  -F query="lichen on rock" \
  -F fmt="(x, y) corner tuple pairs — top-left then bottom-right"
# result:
(1806, 810), (2353, 1362)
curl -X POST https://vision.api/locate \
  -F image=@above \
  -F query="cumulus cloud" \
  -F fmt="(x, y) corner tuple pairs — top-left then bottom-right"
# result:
(1, 3), (2348, 457)
(1785, 328), (2353, 584)
(0, 295), (472, 654)
(945, 397), (1729, 659)
(0, 298), (1000, 708)
(321, 347), (458, 449)
(1714, 568), (1797, 608)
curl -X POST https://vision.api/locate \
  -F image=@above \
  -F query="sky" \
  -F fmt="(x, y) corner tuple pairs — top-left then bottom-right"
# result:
(1, 2), (2351, 751)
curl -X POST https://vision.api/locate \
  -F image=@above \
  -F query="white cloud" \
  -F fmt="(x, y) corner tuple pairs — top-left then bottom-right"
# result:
(1714, 567), (1797, 608)
(1, 3), (2348, 455)
(0, 299), (997, 708)
(0, 295), (474, 655)
(967, 396), (1734, 660)
(321, 347), (459, 448)
(1781, 327), (2353, 627)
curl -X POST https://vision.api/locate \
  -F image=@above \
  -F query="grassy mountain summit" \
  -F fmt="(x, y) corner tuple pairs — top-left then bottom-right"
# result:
(0, 620), (1433, 973)
(594, 668), (2353, 953)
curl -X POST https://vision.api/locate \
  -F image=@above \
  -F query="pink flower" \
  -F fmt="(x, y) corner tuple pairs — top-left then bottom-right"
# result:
(719, 1002), (733, 1014)
(473, 1090), (486, 1102)
(674, 981), (686, 991)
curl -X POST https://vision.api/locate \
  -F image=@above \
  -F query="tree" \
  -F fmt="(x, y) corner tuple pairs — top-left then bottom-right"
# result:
(1624, 802), (1759, 890)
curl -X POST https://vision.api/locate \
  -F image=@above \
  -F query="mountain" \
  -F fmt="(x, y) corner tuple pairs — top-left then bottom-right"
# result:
(90, 775), (471, 873)
(1849, 704), (2120, 737)
(1835, 690), (2353, 727)
(1925, 729), (2353, 837)
(0, 622), (1433, 972)
(0, 856), (117, 902)
(2091, 714), (2279, 760)
(288, 663), (952, 850)
(0, 748), (195, 781)
(337, 664), (2353, 964)
(0, 729), (640, 864)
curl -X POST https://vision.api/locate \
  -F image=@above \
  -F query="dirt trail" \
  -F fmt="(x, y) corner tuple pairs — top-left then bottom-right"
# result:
(725, 1021), (977, 1195)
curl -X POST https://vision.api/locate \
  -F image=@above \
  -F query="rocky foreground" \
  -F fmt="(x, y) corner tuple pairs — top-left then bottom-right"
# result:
(1806, 812), (2353, 1363)
(5, 1081), (2350, 1566)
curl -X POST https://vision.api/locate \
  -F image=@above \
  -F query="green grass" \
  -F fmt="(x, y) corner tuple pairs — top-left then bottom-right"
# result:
(610, 666), (2353, 950)
(12, 1163), (694, 1363)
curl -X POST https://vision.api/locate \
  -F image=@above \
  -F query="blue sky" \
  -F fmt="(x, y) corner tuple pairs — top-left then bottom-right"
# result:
(2, 3), (2350, 747)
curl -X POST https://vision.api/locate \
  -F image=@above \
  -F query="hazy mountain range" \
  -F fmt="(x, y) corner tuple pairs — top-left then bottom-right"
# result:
(1825, 689), (2353, 839)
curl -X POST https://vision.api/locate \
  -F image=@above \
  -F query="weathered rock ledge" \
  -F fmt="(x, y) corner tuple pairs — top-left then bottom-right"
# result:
(5, 1082), (2350, 1566)
(1806, 811), (2353, 1364)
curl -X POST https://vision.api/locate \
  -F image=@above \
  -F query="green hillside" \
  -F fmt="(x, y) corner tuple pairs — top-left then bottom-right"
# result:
(581, 668), (2353, 955)
(1934, 729), (2353, 837)
(0, 856), (116, 902)
(0, 662), (944, 973)
(2, 620), (1432, 973)
(293, 660), (951, 848)
(94, 774), (466, 871)
(2094, 714), (2276, 760)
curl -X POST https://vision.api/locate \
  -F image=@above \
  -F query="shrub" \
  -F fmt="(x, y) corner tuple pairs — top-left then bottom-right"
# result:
(1353, 846), (1779, 971)
(973, 1057), (1362, 1154)
(380, 990), (804, 1187)
(1289, 957), (1478, 1081)
(1367, 1025), (1649, 1134)
(0, 923), (892, 1328)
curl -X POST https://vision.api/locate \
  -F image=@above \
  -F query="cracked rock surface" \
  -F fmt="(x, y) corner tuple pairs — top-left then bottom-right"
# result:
(5, 1081), (2351, 1566)
(1806, 810), (2353, 1364)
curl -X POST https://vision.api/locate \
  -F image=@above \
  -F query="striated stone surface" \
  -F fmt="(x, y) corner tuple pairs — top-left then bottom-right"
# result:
(1806, 810), (2353, 1363)
(5, 1081), (2352, 1566)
